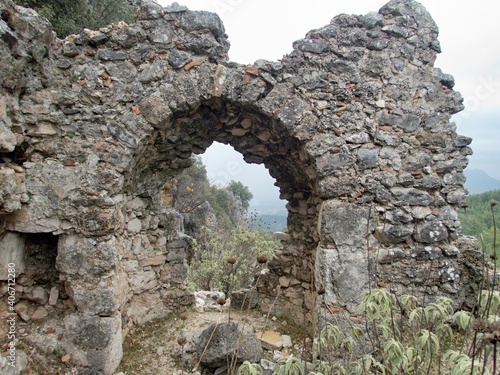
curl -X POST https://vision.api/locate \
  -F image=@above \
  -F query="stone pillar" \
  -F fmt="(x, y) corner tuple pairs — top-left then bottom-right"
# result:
(317, 201), (374, 312)
(56, 234), (126, 374)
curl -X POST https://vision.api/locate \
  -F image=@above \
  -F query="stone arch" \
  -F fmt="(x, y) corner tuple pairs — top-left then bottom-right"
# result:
(119, 85), (323, 328)
(0, 0), (482, 373)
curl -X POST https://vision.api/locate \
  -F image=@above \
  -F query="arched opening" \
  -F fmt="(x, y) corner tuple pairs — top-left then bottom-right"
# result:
(202, 142), (286, 231)
(120, 98), (321, 327)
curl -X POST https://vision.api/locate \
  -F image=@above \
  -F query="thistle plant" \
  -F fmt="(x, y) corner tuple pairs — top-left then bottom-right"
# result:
(236, 361), (263, 375)
(273, 355), (305, 375)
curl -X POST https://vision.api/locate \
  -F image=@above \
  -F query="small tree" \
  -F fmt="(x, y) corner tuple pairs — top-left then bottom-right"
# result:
(227, 180), (253, 209)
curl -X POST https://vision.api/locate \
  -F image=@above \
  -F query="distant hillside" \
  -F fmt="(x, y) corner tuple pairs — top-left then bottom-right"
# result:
(464, 169), (500, 195)
(247, 213), (287, 232)
(458, 189), (500, 262)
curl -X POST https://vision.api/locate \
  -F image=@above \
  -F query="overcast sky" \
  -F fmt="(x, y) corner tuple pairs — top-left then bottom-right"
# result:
(158, 0), (500, 211)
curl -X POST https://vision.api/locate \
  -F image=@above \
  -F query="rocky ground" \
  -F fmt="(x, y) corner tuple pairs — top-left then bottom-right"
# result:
(116, 294), (312, 375)
(0, 292), (312, 375)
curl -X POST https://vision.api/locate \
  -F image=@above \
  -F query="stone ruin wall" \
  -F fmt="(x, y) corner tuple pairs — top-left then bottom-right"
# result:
(0, 0), (483, 373)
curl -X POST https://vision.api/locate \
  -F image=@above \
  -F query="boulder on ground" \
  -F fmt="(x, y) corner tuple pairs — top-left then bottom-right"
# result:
(193, 321), (262, 369)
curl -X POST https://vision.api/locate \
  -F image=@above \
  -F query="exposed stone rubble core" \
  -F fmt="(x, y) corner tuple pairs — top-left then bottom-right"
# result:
(0, 0), (480, 373)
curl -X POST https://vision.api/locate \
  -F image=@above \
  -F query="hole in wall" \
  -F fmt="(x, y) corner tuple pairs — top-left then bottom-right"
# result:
(20, 233), (59, 287)
(0, 232), (72, 323)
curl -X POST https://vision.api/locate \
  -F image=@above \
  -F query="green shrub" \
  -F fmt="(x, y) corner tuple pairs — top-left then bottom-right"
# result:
(15, 0), (135, 38)
(187, 226), (279, 294)
(459, 190), (500, 263)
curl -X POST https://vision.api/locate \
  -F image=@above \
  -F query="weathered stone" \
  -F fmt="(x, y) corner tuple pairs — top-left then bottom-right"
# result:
(166, 248), (185, 262)
(375, 224), (413, 244)
(180, 10), (225, 38)
(0, 232), (27, 280)
(442, 245), (460, 257)
(391, 187), (434, 206)
(0, 119), (17, 152)
(385, 209), (413, 223)
(293, 38), (330, 54)
(405, 152), (432, 171)
(454, 135), (472, 147)
(64, 314), (122, 374)
(400, 114), (421, 132)
(62, 42), (79, 57)
(127, 218), (142, 233)
(90, 33), (108, 46)
(57, 235), (118, 276)
(168, 48), (192, 69)
(316, 153), (356, 177)
(31, 306), (48, 320)
(321, 201), (370, 247)
(414, 221), (449, 243)
(97, 49), (127, 61)
(377, 248), (406, 264)
(412, 246), (443, 260)
(139, 255), (166, 267)
(14, 301), (32, 322)
(139, 0), (164, 19)
(281, 335), (292, 348)
(139, 60), (165, 83)
(357, 148), (379, 170)
(0, 350), (28, 375)
(261, 359), (275, 375)
(0, 168), (27, 214)
(129, 269), (157, 294)
(446, 189), (467, 204)
(443, 172), (467, 186)
(125, 292), (169, 325)
(165, 3), (188, 13)
(379, 112), (402, 127)
(273, 232), (292, 242)
(49, 286), (59, 305)
(69, 281), (121, 316)
(257, 331), (283, 350)
(194, 322), (262, 369)
(26, 286), (48, 304)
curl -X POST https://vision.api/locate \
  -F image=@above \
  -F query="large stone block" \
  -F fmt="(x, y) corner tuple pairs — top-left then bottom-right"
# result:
(316, 247), (370, 311)
(67, 281), (120, 317)
(57, 235), (118, 276)
(193, 322), (262, 369)
(64, 313), (123, 375)
(0, 232), (27, 280)
(320, 201), (372, 247)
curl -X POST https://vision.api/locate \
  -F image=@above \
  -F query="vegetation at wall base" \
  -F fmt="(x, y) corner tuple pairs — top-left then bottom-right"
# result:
(191, 198), (498, 375)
